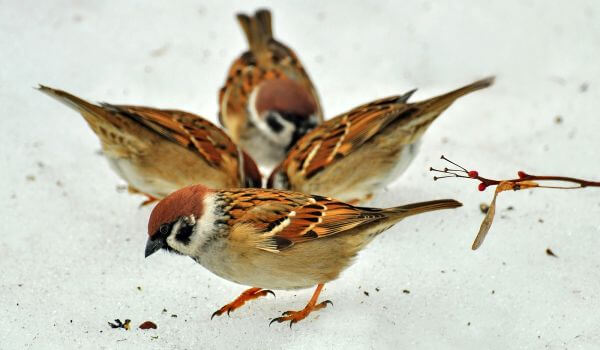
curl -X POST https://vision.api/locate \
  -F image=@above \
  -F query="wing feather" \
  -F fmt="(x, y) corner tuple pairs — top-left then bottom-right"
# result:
(223, 189), (387, 252)
(102, 105), (239, 168)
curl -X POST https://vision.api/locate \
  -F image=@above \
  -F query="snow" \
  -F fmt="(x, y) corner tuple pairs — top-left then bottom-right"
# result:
(2, 1), (600, 349)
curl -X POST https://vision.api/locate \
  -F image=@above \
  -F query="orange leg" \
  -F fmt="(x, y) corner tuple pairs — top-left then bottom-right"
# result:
(127, 186), (159, 207)
(348, 193), (373, 206)
(269, 284), (332, 328)
(139, 194), (159, 207)
(211, 287), (275, 319)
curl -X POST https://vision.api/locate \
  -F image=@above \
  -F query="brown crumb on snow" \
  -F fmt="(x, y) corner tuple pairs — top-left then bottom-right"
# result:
(139, 321), (157, 330)
(363, 291), (369, 296)
(26, 175), (36, 182)
(402, 289), (410, 294)
(554, 115), (563, 124)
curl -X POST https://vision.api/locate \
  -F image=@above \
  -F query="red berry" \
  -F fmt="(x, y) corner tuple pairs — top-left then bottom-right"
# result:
(478, 183), (487, 191)
(517, 171), (527, 178)
(468, 170), (479, 178)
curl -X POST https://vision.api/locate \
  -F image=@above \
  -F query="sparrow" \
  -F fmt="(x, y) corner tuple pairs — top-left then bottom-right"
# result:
(268, 77), (495, 204)
(218, 9), (323, 167)
(39, 85), (261, 204)
(144, 184), (462, 326)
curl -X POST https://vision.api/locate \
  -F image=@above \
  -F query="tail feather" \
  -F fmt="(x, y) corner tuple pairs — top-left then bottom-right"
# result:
(384, 199), (462, 220)
(397, 88), (417, 103)
(37, 84), (103, 116)
(38, 85), (136, 148)
(419, 76), (495, 111)
(237, 9), (273, 54)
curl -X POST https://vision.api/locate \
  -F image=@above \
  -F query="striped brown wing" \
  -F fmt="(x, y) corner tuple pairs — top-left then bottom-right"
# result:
(103, 105), (239, 168)
(277, 93), (417, 180)
(223, 188), (386, 252)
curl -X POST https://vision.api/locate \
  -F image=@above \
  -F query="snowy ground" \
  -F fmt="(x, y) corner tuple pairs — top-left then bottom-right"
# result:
(2, 1), (600, 349)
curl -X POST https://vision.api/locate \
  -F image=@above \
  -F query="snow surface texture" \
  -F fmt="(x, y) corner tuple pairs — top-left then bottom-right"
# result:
(2, 1), (600, 349)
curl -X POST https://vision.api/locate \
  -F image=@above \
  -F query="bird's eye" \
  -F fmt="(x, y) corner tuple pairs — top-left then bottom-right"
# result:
(159, 224), (170, 235)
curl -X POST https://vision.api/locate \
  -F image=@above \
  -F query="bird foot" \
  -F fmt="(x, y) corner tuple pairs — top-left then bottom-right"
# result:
(211, 287), (274, 319)
(348, 193), (373, 206)
(139, 195), (159, 207)
(128, 186), (159, 207)
(269, 300), (332, 328)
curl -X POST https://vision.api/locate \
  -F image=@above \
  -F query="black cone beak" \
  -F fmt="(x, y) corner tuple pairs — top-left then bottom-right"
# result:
(145, 238), (164, 258)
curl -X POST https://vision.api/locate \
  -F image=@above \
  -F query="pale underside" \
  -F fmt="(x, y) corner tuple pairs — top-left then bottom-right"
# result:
(194, 220), (396, 290)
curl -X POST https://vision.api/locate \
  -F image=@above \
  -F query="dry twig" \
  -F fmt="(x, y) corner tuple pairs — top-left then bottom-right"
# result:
(431, 156), (600, 249)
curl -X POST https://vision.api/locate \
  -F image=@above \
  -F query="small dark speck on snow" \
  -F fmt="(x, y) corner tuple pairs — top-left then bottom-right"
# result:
(546, 248), (558, 258)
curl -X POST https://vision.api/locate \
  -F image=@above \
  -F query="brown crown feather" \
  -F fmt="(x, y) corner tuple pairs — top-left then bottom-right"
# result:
(255, 79), (317, 117)
(148, 185), (212, 236)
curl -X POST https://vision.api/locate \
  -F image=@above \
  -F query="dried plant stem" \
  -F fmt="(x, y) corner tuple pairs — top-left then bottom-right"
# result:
(430, 155), (600, 250)
(431, 155), (600, 191)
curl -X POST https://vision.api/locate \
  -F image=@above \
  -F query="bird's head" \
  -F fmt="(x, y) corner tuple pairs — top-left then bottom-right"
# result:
(145, 184), (211, 258)
(250, 78), (319, 151)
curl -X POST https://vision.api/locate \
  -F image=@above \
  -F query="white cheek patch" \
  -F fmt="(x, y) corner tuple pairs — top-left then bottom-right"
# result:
(248, 87), (295, 146)
(165, 194), (219, 257)
(187, 193), (218, 255)
(166, 220), (185, 252)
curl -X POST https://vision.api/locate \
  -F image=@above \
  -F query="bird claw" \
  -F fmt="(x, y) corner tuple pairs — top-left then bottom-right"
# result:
(268, 316), (298, 328)
(269, 300), (332, 327)
(269, 317), (283, 327)
(211, 288), (273, 320)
